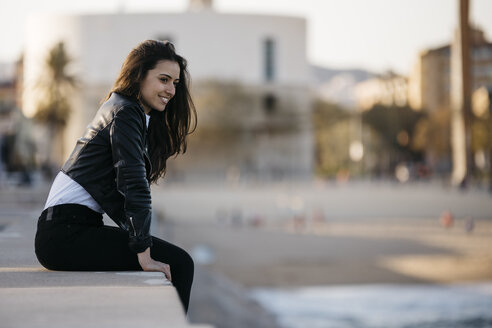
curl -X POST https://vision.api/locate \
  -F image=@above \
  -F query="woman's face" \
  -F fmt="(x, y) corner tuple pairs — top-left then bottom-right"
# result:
(139, 60), (180, 114)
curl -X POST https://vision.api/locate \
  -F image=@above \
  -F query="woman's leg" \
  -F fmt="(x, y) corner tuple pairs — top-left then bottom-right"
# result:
(36, 221), (194, 312)
(148, 235), (195, 313)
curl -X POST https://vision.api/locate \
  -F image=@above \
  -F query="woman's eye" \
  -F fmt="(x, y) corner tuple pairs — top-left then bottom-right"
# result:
(160, 78), (168, 83)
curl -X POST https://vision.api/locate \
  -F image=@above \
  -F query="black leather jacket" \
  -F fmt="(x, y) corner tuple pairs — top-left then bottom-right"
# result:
(61, 92), (152, 253)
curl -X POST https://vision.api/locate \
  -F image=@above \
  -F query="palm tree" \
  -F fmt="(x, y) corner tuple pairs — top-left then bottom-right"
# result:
(34, 41), (77, 171)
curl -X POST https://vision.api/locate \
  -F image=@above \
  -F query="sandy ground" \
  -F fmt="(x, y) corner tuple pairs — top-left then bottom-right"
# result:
(159, 217), (492, 288)
(154, 215), (492, 328)
(153, 185), (492, 328)
(150, 182), (492, 327)
(152, 182), (492, 288)
(157, 213), (492, 327)
(280, 218), (492, 284)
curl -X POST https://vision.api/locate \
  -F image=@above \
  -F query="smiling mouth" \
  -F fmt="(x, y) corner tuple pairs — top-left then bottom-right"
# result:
(160, 97), (169, 104)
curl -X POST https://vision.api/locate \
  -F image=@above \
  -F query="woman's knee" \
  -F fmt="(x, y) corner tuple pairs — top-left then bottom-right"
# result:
(151, 238), (194, 271)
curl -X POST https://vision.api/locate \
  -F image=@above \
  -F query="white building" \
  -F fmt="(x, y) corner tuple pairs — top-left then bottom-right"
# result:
(23, 1), (313, 182)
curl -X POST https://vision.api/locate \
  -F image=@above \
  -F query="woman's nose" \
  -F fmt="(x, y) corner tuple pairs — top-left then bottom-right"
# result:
(165, 84), (175, 97)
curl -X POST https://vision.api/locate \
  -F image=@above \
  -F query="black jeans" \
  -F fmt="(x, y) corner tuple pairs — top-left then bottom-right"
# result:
(35, 204), (194, 313)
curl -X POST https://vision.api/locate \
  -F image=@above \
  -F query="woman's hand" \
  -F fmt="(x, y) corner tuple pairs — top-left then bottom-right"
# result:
(137, 247), (172, 282)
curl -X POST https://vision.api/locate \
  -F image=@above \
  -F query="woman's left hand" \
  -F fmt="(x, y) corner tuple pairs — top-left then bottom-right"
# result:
(137, 247), (172, 281)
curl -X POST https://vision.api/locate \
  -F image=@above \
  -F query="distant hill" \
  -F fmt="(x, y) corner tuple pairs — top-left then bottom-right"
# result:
(311, 66), (374, 84)
(310, 65), (375, 110)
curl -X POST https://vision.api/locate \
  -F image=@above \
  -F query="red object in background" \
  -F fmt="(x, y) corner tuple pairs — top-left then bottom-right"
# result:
(440, 211), (454, 228)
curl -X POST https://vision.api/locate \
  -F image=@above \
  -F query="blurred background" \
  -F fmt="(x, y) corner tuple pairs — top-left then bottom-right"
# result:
(0, 0), (491, 327)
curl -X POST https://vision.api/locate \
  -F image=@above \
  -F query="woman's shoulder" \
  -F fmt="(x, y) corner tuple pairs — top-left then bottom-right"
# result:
(101, 93), (146, 119)
(106, 93), (141, 111)
(89, 93), (146, 133)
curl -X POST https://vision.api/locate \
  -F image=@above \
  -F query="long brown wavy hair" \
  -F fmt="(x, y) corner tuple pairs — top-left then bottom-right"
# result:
(106, 40), (197, 184)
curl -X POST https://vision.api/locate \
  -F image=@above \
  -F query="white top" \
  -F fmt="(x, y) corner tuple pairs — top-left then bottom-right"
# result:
(44, 113), (151, 212)
(43, 171), (104, 212)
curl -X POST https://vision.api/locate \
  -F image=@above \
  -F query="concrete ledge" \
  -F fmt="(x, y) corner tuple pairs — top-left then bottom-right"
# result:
(2, 286), (183, 328)
(0, 268), (173, 287)
(0, 270), (213, 328)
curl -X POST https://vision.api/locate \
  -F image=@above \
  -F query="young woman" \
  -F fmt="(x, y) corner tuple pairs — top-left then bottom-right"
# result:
(35, 40), (196, 312)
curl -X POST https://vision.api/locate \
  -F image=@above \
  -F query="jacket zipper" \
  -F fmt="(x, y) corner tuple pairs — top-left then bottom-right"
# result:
(129, 217), (136, 236)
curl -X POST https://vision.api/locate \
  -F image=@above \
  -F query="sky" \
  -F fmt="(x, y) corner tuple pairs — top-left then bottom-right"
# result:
(0, 0), (491, 75)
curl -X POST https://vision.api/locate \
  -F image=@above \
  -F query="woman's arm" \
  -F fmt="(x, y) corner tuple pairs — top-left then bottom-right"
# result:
(110, 105), (172, 280)
(110, 105), (153, 253)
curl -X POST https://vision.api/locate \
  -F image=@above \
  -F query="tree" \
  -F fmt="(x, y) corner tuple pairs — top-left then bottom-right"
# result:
(362, 104), (426, 176)
(312, 100), (352, 177)
(34, 41), (77, 170)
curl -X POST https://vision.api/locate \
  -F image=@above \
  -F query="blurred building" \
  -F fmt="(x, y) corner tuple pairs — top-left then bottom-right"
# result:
(0, 57), (35, 185)
(0, 64), (17, 144)
(0, 62), (17, 108)
(23, 0), (313, 182)
(408, 26), (492, 113)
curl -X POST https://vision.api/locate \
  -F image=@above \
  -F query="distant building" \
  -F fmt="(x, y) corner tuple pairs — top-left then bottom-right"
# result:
(23, 0), (313, 182)
(0, 61), (17, 108)
(472, 30), (492, 90)
(0, 58), (23, 134)
(408, 26), (492, 113)
(0, 57), (35, 182)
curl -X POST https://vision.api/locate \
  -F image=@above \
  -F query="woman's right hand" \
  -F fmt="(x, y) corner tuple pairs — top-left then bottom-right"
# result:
(137, 247), (172, 282)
